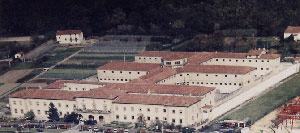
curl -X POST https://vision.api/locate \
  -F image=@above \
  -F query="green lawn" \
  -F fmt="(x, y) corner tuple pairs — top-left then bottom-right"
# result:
(40, 69), (97, 80)
(224, 73), (300, 124)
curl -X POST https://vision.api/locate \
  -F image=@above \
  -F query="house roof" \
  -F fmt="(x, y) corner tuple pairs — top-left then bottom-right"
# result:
(284, 26), (300, 33)
(9, 89), (80, 101)
(132, 67), (178, 83)
(202, 105), (213, 109)
(105, 83), (215, 96)
(75, 87), (125, 99)
(97, 62), (160, 71)
(162, 52), (195, 61)
(56, 30), (81, 35)
(113, 94), (201, 107)
(247, 50), (263, 56)
(46, 80), (106, 89)
(177, 65), (256, 74)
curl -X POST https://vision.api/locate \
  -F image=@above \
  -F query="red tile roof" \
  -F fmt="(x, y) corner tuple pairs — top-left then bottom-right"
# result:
(10, 89), (80, 101)
(106, 83), (214, 96)
(247, 50), (263, 56)
(202, 105), (213, 109)
(46, 80), (106, 89)
(132, 67), (177, 83)
(163, 52), (195, 61)
(284, 26), (300, 33)
(177, 65), (256, 74)
(97, 62), (160, 71)
(113, 94), (201, 107)
(56, 30), (81, 35)
(75, 87), (125, 99)
(260, 54), (281, 59)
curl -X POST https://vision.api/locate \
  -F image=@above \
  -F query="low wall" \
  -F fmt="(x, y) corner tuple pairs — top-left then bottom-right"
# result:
(211, 64), (298, 120)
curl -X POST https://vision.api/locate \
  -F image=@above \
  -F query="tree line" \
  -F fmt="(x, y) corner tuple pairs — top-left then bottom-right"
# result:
(1, 0), (300, 37)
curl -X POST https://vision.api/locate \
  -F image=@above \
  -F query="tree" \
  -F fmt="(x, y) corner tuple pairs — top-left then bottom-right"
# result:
(24, 110), (35, 120)
(47, 102), (60, 122)
(64, 112), (81, 124)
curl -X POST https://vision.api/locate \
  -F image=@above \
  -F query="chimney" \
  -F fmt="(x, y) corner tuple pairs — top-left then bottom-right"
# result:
(147, 89), (151, 95)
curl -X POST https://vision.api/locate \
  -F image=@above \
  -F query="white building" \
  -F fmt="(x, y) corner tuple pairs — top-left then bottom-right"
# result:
(56, 30), (84, 44)
(284, 26), (300, 41)
(9, 80), (215, 127)
(9, 49), (282, 129)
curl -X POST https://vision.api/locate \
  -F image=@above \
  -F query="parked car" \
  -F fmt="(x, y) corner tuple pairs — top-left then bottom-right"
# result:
(113, 128), (118, 133)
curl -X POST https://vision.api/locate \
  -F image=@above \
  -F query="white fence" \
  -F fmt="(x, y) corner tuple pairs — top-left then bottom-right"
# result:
(211, 64), (299, 120)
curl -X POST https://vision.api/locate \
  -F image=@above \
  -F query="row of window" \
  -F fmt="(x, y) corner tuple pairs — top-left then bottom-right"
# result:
(68, 87), (86, 91)
(181, 81), (243, 86)
(27, 101), (76, 109)
(138, 57), (160, 60)
(99, 78), (131, 82)
(14, 108), (70, 116)
(116, 115), (183, 124)
(179, 73), (238, 78)
(102, 70), (143, 74)
(115, 107), (183, 114)
(214, 58), (270, 63)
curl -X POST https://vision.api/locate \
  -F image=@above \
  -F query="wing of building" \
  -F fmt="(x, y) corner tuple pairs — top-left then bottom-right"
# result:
(56, 30), (84, 44)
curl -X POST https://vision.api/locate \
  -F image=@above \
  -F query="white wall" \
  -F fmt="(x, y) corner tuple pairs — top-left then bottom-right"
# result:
(62, 83), (103, 91)
(97, 70), (148, 83)
(135, 56), (162, 64)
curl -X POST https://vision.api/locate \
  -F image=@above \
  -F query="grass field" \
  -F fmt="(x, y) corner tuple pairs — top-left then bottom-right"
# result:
(16, 70), (41, 83)
(40, 69), (97, 80)
(224, 73), (300, 124)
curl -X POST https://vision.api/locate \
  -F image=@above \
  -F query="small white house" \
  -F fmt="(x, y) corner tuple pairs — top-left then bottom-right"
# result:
(284, 26), (300, 41)
(14, 52), (23, 59)
(56, 30), (84, 44)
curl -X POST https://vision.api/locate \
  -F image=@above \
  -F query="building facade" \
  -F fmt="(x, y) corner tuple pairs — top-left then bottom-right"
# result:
(56, 30), (84, 44)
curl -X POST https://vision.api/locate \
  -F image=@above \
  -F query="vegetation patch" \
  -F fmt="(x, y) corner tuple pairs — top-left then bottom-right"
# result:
(40, 69), (97, 80)
(224, 73), (300, 124)
(16, 70), (41, 83)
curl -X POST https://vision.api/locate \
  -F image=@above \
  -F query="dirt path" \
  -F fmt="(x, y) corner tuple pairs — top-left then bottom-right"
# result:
(0, 69), (33, 83)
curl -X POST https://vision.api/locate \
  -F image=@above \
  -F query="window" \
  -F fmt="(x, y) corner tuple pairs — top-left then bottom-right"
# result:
(223, 59), (225, 61)
(180, 74), (182, 76)
(147, 108), (150, 112)
(172, 119), (175, 123)
(103, 71), (106, 73)
(236, 60), (238, 62)
(261, 68), (263, 70)
(139, 108), (142, 111)
(129, 72), (131, 74)
(137, 72), (140, 74)
(239, 83), (242, 86)
(124, 116), (127, 120)
(256, 60), (257, 62)
(66, 104), (69, 108)
(180, 119), (183, 123)
(156, 117), (159, 120)
(172, 110), (175, 113)
(187, 73), (189, 76)
(14, 109), (17, 113)
(175, 61), (180, 64)
(132, 116), (135, 120)
(180, 110), (183, 114)
(229, 59), (231, 62)
(38, 110), (41, 115)
(262, 60), (264, 62)
(163, 109), (166, 112)
(69, 87), (71, 90)
(216, 59), (218, 61)
(243, 60), (245, 62)
(44, 102), (47, 106)
(164, 117), (167, 121)
(197, 74), (199, 76)
(206, 74), (208, 76)
(249, 60), (251, 62)
(215, 75), (218, 77)
(112, 71), (114, 73)
(235, 75), (237, 77)
(166, 62), (171, 65)
(116, 115), (119, 119)
(225, 75), (227, 77)
(147, 116), (150, 120)
(266, 68), (269, 70)
(120, 71), (122, 73)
